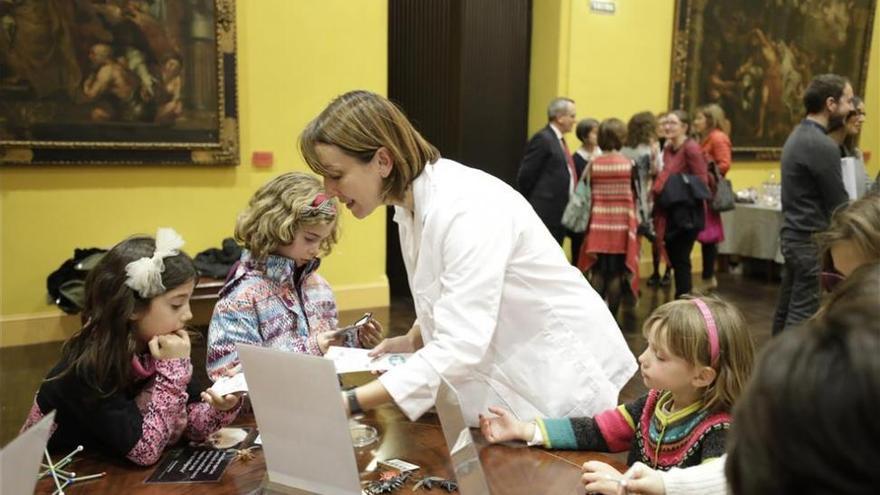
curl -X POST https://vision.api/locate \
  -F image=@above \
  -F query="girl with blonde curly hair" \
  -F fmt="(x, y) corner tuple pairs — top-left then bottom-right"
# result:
(206, 172), (383, 380)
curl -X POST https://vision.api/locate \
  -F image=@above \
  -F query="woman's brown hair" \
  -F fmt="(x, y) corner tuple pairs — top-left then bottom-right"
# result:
(299, 90), (440, 203)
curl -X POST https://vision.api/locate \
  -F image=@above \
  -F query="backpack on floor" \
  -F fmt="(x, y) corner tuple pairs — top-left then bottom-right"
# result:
(46, 248), (107, 314)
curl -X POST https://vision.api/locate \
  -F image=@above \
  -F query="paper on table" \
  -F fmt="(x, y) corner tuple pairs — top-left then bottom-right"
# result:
(209, 372), (248, 396)
(324, 346), (411, 374)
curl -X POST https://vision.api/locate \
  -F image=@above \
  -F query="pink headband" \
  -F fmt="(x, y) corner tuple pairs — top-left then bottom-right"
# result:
(311, 193), (330, 207)
(302, 193), (336, 216)
(691, 298), (720, 367)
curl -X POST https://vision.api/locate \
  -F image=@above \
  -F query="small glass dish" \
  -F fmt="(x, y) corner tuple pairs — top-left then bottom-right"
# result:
(350, 424), (378, 448)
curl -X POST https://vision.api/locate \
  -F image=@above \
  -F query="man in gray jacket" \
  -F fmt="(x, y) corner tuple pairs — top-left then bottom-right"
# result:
(772, 74), (853, 333)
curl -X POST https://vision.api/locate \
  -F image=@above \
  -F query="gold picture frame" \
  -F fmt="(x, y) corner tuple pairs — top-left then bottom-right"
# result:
(670, 0), (876, 161)
(0, 0), (238, 165)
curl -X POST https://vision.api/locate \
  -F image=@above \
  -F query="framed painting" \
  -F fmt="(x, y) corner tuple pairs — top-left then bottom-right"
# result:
(670, 0), (876, 160)
(0, 0), (238, 165)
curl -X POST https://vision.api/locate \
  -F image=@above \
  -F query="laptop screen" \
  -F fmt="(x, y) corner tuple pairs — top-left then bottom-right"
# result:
(237, 344), (362, 495)
(1, 411), (56, 495)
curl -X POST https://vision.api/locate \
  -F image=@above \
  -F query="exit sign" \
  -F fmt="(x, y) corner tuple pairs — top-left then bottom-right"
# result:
(590, 1), (616, 14)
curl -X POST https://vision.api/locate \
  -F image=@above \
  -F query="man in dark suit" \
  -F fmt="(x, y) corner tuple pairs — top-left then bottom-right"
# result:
(517, 97), (583, 262)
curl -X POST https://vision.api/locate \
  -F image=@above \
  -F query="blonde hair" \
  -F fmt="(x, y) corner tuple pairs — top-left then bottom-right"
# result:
(299, 90), (441, 203)
(696, 103), (731, 135)
(815, 193), (880, 268)
(643, 296), (755, 413)
(235, 172), (339, 260)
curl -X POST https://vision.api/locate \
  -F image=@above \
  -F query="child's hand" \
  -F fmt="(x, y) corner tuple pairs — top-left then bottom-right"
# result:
(358, 318), (384, 349)
(317, 331), (343, 354)
(148, 330), (191, 360)
(201, 388), (240, 412)
(581, 461), (627, 495)
(478, 406), (533, 443)
(612, 462), (666, 495)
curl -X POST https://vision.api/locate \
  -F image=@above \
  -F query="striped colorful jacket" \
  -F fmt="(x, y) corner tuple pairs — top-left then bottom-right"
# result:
(536, 389), (730, 469)
(577, 152), (641, 297)
(206, 251), (354, 381)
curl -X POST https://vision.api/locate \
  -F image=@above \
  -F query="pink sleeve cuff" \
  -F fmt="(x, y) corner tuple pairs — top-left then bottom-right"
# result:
(185, 400), (243, 442)
(594, 407), (635, 452)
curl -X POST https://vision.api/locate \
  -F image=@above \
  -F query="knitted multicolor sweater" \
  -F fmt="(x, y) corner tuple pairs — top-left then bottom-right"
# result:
(536, 389), (730, 469)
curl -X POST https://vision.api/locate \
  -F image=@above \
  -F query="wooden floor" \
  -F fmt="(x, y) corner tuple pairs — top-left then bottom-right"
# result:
(0, 271), (779, 446)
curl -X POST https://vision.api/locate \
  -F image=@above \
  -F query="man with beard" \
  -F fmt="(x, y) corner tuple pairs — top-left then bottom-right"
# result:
(772, 73), (853, 334)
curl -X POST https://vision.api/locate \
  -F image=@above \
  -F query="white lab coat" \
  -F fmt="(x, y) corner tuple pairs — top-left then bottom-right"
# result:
(379, 159), (638, 426)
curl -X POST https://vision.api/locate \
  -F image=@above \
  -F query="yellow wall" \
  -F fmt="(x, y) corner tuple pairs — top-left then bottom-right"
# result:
(536, 0), (880, 264)
(0, 1), (389, 344)
(559, 0), (879, 187)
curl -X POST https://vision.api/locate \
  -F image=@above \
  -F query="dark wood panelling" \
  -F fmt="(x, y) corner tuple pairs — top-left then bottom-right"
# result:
(387, 0), (531, 297)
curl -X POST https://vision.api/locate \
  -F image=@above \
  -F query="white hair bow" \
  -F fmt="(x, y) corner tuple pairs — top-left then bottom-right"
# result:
(124, 227), (186, 298)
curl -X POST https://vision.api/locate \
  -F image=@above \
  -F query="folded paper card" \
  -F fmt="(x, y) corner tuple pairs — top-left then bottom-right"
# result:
(209, 373), (249, 396)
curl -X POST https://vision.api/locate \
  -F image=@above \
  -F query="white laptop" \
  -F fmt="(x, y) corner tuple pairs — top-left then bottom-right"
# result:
(0, 411), (56, 495)
(435, 380), (492, 495)
(237, 344), (362, 495)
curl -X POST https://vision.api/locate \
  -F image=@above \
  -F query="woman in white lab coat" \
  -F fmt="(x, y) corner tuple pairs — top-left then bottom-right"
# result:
(299, 90), (637, 425)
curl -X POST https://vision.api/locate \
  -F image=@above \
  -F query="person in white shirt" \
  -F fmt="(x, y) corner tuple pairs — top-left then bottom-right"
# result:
(298, 90), (637, 425)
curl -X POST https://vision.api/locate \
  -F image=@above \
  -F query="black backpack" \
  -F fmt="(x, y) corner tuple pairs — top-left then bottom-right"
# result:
(47, 248), (107, 314)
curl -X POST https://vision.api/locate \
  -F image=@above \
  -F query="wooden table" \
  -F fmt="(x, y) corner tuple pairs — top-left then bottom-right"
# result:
(34, 406), (625, 494)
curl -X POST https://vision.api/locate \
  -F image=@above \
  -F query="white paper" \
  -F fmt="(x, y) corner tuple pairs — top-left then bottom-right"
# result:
(209, 372), (248, 396)
(324, 346), (411, 374)
(841, 157), (858, 200)
(207, 427), (249, 449)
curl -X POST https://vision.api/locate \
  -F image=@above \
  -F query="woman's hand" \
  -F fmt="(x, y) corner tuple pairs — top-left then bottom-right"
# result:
(358, 318), (384, 349)
(478, 406), (533, 444)
(200, 389), (240, 412)
(317, 331), (343, 354)
(148, 330), (191, 360)
(367, 335), (414, 357)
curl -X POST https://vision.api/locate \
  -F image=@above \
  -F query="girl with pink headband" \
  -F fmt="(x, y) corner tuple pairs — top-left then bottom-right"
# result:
(480, 296), (755, 491)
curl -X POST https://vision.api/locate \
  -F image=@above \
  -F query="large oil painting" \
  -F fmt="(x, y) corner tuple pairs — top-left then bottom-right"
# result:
(0, 0), (237, 165)
(670, 0), (876, 160)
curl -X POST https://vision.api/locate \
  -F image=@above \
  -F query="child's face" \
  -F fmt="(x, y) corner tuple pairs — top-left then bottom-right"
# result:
(638, 322), (701, 394)
(830, 239), (870, 277)
(132, 279), (195, 342)
(274, 221), (335, 267)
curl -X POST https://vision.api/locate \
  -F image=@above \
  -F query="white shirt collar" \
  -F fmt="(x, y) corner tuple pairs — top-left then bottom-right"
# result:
(549, 123), (563, 140)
